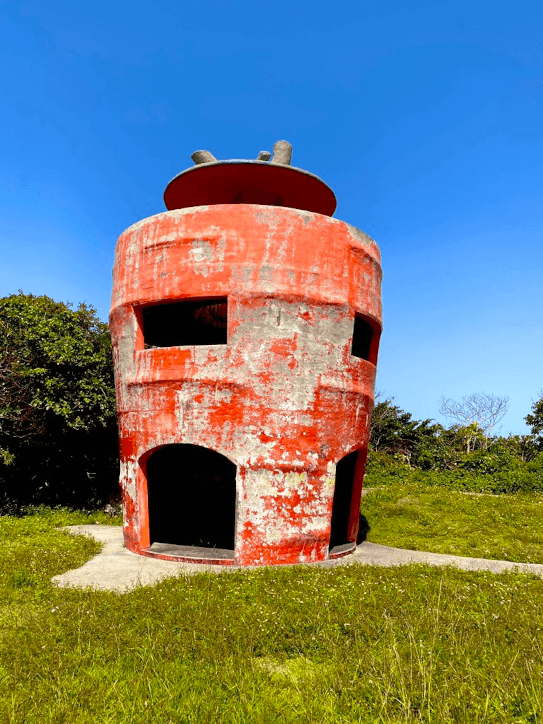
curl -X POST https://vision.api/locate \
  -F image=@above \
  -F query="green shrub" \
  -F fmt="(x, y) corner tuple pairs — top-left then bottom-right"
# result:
(455, 447), (521, 475)
(0, 293), (119, 511)
(364, 450), (411, 487)
(364, 451), (543, 495)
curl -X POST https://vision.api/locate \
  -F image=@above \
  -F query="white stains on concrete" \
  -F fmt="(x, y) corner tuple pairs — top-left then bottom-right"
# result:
(188, 238), (215, 276)
(320, 461), (336, 490)
(237, 467), (332, 554)
(121, 460), (137, 503)
(229, 428), (276, 468)
(227, 298), (354, 412)
(344, 223), (377, 247)
(174, 389), (189, 431)
(214, 386), (233, 403)
(258, 265), (273, 282)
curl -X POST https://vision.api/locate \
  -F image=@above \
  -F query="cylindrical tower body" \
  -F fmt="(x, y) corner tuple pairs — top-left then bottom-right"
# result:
(110, 158), (382, 566)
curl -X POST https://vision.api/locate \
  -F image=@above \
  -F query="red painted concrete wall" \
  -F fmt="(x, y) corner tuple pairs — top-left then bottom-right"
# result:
(110, 203), (382, 566)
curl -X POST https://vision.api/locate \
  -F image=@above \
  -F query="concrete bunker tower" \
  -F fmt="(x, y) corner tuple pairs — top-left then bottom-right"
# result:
(110, 141), (382, 566)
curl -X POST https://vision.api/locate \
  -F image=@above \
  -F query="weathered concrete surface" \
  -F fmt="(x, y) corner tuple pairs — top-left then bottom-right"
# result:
(190, 142), (288, 166)
(53, 526), (543, 593)
(352, 541), (543, 576)
(191, 150), (217, 165)
(270, 140), (292, 165)
(110, 203), (382, 568)
(52, 525), (216, 592)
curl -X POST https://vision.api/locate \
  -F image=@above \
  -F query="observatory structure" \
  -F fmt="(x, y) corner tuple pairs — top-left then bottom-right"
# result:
(110, 141), (382, 566)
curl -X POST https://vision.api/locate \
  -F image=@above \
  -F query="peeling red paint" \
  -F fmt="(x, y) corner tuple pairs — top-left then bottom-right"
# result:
(110, 178), (382, 566)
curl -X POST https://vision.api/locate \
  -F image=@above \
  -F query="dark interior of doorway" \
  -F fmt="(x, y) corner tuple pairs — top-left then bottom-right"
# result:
(147, 444), (236, 555)
(329, 449), (359, 551)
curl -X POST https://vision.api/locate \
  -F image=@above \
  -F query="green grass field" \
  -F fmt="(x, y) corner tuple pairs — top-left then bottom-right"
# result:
(362, 484), (543, 564)
(1, 505), (543, 723)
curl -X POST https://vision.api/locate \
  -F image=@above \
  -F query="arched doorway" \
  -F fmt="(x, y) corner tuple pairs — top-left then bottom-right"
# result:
(329, 448), (367, 554)
(146, 444), (237, 557)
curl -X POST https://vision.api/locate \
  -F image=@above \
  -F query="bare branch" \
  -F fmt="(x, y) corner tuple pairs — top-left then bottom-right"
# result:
(439, 392), (509, 437)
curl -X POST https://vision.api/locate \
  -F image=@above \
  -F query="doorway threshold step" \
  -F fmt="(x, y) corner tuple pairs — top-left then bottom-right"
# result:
(328, 542), (357, 558)
(148, 542), (235, 560)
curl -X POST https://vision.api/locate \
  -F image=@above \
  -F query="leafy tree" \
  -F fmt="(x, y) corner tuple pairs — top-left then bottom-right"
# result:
(369, 395), (443, 467)
(498, 433), (539, 463)
(525, 393), (543, 448)
(446, 422), (487, 455)
(0, 292), (119, 510)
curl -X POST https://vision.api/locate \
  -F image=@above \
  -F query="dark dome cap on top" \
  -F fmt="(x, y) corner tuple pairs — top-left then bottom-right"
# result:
(163, 140), (337, 217)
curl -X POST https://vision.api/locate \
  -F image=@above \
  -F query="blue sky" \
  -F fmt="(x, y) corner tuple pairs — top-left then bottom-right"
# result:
(0, 0), (541, 434)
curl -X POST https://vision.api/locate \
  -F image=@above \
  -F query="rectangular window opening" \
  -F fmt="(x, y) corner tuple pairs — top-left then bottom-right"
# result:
(142, 298), (227, 348)
(351, 314), (374, 361)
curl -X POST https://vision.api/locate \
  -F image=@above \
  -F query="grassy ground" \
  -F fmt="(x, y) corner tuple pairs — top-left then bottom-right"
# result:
(2, 508), (543, 723)
(362, 484), (543, 564)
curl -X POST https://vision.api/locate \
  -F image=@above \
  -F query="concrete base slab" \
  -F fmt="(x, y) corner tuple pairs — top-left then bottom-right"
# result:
(52, 525), (543, 593)
(351, 541), (543, 576)
(52, 525), (224, 592)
